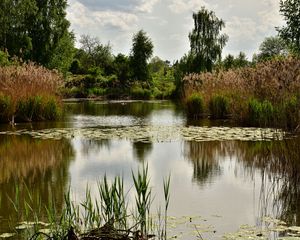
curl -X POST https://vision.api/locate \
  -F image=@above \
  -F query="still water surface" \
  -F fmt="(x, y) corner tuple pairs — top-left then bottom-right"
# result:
(0, 100), (299, 239)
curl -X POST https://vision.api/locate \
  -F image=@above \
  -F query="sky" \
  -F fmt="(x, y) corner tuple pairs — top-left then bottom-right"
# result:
(66, 0), (284, 62)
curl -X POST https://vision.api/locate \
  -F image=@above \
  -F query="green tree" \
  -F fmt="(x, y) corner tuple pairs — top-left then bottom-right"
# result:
(130, 30), (154, 83)
(234, 52), (249, 68)
(0, 0), (36, 58)
(222, 54), (235, 70)
(78, 35), (114, 74)
(277, 0), (300, 54)
(113, 54), (131, 84)
(257, 36), (288, 61)
(189, 7), (228, 72)
(29, 0), (72, 67)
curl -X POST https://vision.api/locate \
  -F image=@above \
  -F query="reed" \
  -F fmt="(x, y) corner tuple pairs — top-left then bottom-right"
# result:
(182, 57), (300, 128)
(0, 62), (63, 123)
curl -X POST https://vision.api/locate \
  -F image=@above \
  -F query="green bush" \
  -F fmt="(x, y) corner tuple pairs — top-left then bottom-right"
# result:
(248, 99), (275, 126)
(88, 87), (106, 96)
(43, 97), (61, 120)
(209, 95), (229, 119)
(130, 86), (152, 100)
(0, 94), (12, 121)
(16, 96), (43, 121)
(283, 96), (299, 129)
(186, 93), (204, 119)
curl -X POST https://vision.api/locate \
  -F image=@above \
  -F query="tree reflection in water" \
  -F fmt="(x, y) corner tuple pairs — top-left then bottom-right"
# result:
(183, 138), (300, 226)
(0, 135), (75, 234)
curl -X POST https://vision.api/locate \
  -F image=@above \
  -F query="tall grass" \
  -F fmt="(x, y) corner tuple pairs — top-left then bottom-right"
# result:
(186, 93), (204, 119)
(6, 166), (171, 240)
(182, 57), (300, 128)
(0, 62), (63, 123)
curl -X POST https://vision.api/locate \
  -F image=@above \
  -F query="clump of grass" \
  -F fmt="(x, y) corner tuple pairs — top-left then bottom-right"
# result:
(7, 166), (172, 240)
(209, 94), (229, 119)
(182, 57), (300, 129)
(0, 62), (63, 123)
(186, 93), (204, 119)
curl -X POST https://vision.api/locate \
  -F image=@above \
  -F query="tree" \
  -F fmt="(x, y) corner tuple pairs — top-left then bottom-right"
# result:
(78, 35), (114, 74)
(277, 0), (300, 54)
(0, 0), (36, 57)
(130, 30), (154, 83)
(189, 7), (228, 72)
(257, 36), (288, 61)
(29, 0), (73, 67)
(113, 54), (131, 84)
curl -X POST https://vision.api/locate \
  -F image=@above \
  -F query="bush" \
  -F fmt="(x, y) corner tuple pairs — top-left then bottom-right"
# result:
(130, 85), (152, 100)
(209, 95), (229, 119)
(186, 93), (204, 119)
(43, 97), (61, 120)
(283, 96), (299, 129)
(0, 94), (12, 122)
(248, 99), (275, 127)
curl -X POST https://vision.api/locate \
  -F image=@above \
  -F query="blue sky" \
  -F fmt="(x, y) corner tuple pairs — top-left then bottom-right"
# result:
(66, 0), (284, 62)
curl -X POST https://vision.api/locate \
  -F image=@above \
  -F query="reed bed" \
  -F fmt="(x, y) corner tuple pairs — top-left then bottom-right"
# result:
(182, 57), (300, 128)
(0, 62), (63, 123)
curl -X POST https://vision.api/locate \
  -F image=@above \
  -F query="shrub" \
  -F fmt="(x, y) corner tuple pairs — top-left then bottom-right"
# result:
(283, 96), (299, 129)
(209, 95), (229, 119)
(186, 93), (204, 119)
(248, 99), (275, 127)
(0, 94), (12, 122)
(130, 85), (152, 100)
(43, 97), (61, 120)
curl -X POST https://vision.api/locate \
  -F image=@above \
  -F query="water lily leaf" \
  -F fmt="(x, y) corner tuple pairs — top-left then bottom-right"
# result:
(0, 233), (16, 238)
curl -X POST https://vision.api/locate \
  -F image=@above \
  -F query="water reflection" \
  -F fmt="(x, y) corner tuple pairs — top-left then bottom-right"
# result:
(0, 101), (300, 239)
(132, 142), (153, 162)
(0, 135), (74, 233)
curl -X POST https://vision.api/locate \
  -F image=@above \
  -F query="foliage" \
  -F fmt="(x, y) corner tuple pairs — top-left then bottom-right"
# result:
(209, 95), (229, 119)
(277, 0), (300, 54)
(221, 52), (249, 70)
(113, 54), (131, 84)
(130, 30), (154, 83)
(256, 36), (289, 62)
(189, 7), (228, 72)
(0, 50), (9, 66)
(186, 93), (204, 119)
(0, 0), (73, 71)
(182, 57), (300, 128)
(78, 35), (114, 75)
(0, 62), (62, 123)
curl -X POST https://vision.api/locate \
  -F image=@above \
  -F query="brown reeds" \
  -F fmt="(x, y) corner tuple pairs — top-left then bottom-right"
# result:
(182, 57), (300, 128)
(0, 62), (63, 123)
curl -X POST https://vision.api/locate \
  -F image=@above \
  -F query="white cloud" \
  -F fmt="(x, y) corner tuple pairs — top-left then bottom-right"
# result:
(135, 0), (160, 13)
(168, 0), (208, 14)
(67, 0), (138, 31)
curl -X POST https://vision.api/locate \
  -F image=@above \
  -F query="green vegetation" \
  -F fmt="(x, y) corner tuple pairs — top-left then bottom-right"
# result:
(3, 165), (171, 240)
(182, 57), (300, 129)
(209, 95), (229, 119)
(186, 93), (204, 119)
(0, 63), (62, 123)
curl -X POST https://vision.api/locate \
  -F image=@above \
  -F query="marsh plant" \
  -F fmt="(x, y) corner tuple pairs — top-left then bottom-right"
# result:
(182, 57), (300, 129)
(5, 165), (171, 240)
(0, 62), (62, 123)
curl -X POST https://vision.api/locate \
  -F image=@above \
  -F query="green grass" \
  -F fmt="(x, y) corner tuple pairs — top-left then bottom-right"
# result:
(186, 93), (204, 119)
(209, 95), (229, 119)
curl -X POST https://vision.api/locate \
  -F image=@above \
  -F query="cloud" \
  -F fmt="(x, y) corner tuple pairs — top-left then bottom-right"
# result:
(67, 1), (138, 31)
(135, 0), (160, 13)
(168, 0), (208, 14)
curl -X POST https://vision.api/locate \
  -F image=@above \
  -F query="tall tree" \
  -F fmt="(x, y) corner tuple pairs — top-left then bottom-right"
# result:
(0, 0), (74, 71)
(29, 0), (72, 67)
(277, 0), (300, 54)
(130, 30), (153, 82)
(257, 36), (288, 61)
(0, 0), (36, 58)
(78, 34), (114, 74)
(189, 7), (228, 72)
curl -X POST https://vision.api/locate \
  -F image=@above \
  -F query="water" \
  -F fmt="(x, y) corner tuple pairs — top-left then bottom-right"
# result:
(0, 100), (299, 239)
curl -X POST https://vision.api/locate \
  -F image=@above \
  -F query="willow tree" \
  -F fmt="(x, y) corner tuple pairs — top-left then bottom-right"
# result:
(130, 30), (153, 83)
(277, 0), (300, 54)
(189, 7), (228, 72)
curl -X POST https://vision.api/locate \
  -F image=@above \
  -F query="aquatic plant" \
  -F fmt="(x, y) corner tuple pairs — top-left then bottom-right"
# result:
(0, 62), (63, 123)
(209, 94), (229, 119)
(186, 93), (204, 119)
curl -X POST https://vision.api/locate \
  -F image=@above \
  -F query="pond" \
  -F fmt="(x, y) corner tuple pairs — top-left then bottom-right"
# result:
(0, 100), (299, 239)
